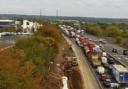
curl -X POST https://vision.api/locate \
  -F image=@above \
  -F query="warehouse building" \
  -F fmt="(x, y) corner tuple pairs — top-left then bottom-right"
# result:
(0, 19), (42, 33)
(0, 19), (15, 27)
(22, 20), (42, 33)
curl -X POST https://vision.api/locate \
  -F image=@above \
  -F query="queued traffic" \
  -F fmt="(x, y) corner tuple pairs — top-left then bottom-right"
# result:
(59, 25), (128, 89)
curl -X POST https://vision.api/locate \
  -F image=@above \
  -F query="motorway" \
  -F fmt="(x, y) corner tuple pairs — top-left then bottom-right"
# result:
(84, 33), (128, 68)
(60, 26), (128, 89)
(64, 35), (102, 89)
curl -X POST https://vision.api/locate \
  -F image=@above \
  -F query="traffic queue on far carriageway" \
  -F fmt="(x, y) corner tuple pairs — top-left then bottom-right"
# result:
(59, 25), (128, 89)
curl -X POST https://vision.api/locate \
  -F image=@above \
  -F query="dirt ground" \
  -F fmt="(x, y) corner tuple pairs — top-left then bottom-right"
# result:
(64, 46), (83, 89)
(68, 70), (83, 89)
(44, 40), (83, 89)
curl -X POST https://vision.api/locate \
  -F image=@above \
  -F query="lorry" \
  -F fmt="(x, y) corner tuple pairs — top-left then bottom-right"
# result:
(83, 41), (102, 67)
(79, 36), (86, 47)
(101, 56), (108, 64)
(97, 66), (105, 74)
(75, 37), (82, 47)
(91, 45), (102, 67)
(91, 53), (101, 67)
(112, 65), (128, 83)
(70, 31), (76, 38)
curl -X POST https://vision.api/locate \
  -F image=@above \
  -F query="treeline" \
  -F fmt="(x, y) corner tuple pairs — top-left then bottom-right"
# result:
(0, 22), (62, 89)
(81, 23), (128, 48)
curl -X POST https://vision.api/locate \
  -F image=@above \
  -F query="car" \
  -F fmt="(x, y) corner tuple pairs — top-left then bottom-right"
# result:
(94, 40), (98, 42)
(99, 74), (108, 81)
(110, 83), (120, 89)
(72, 57), (77, 61)
(103, 63), (109, 69)
(103, 79), (111, 87)
(108, 58), (115, 64)
(71, 60), (78, 66)
(123, 50), (128, 55)
(103, 64), (113, 74)
(88, 38), (92, 41)
(99, 38), (107, 44)
(112, 48), (118, 53)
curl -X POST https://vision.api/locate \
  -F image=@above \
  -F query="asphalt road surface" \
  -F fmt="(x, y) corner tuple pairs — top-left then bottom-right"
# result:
(0, 35), (30, 49)
(0, 36), (15, 49)
(84, 33), (128, 68)
(64, 35), (102, 89)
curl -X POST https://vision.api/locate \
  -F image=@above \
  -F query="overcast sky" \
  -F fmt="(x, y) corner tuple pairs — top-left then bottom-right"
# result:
(0, 0), (128, 18)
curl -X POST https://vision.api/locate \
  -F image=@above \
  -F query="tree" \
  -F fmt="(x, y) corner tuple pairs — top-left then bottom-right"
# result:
(106, 25), (120, 37)
(116, 36), (123, 44)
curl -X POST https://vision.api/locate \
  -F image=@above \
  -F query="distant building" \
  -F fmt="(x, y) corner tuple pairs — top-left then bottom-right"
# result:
(22, 20), (42, 33)
(0, 19), (42, 33)
(0, 19), (15, 27)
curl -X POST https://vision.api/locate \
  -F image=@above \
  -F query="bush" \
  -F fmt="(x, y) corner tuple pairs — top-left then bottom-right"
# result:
(0, 22), (63, 89)
(82, 23), (128, 48)
(116, 36), (123, 44)
(35, 23), (62, 42)
(0, 27), (16, 32)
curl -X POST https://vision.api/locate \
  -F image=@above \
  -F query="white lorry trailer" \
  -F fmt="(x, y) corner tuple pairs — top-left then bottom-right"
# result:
(112, 65), (128, 83)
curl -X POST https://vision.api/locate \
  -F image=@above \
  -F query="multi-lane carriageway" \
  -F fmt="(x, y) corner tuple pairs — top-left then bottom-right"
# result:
(84, 33), (128, 69)
(64, 35), (124, 89)
(61, 26), (128, 89)
(64, 35), (103, 89)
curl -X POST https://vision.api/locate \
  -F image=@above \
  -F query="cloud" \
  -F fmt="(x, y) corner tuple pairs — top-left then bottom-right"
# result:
(0, 0), (128, 18)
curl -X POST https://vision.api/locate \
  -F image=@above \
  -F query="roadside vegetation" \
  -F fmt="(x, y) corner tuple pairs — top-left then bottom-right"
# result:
(0, 22), (63, 89)
(0, 27), (16, 32)
(81, 23), (128, 48)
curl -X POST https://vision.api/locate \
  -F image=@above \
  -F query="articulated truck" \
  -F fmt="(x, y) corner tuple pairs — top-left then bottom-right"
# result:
(112, 65), (128, 83)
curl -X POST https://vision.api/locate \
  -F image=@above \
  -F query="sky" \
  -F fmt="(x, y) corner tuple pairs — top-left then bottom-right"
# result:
(0, 0), (128, 18)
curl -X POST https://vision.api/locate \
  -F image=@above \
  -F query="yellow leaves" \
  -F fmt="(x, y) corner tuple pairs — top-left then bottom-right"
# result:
(12, 48), (27, 60)
(24, 60), (36, 75)
(35, 22), (62, 42)
(36, 36), (57, 47)
(15, 48), (26, 56)
(0, 55), (21, 74)
(0, 22), (62, 89)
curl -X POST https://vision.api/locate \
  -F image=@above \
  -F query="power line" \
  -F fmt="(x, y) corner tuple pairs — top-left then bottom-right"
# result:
(56, 9), (58, 17)
(40, 9), (42, 18)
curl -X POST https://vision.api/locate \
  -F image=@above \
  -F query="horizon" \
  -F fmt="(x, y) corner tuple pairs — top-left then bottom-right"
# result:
(1, 14), (128, 20)
(0, 0), (128, 19)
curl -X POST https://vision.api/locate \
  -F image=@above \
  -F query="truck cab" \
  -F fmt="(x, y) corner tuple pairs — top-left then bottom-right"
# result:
(123, 50), (128, 56)
(91, 53), (101, 67)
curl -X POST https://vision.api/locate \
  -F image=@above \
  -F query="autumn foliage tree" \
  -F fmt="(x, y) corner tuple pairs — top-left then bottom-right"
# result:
(82, 23), (128, 48)
(0, 22), (63, 89)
